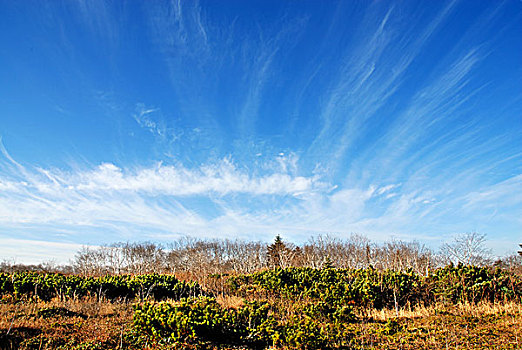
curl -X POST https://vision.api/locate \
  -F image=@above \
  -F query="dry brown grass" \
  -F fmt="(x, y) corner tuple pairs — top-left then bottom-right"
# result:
(1, 298), (521, 349)
(364, 300), (522, 321)
(0, 297), (134, 350)
(215, 294), (244, 309)
(351, 301), (522, 350)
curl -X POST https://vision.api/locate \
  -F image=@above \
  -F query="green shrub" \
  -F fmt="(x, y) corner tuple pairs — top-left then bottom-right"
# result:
(0, 272), (203, 302)
(133, 297), (274, 348)
(428, 264), (522, 304)
(228, 265), (521, 310)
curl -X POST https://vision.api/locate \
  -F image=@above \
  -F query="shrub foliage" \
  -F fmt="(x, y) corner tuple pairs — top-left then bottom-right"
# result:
(133, 264), (521, 349)
(1, 264), (520, 349)
(0, 272), (202, 301)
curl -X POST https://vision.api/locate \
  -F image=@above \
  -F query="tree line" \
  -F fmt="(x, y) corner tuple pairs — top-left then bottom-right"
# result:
(3, 232), (519, 277)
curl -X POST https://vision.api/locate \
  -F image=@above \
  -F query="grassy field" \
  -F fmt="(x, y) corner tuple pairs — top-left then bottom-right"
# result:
(1, 298), (521, 349)
(1, 265), (521, 349)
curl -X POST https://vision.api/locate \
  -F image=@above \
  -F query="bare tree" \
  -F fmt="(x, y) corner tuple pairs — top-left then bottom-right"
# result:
(73, 242), (166, 275)
(124, 242), (165, 274)
(440, 232), (491, 266)
(344, 233), (374, 269)
(68, 233), (505, 277)
(300, 235), (331, 268)
(301, 234), (375, 269)
(373, 240), (433, 275)
(165, 237), (268, 276)
(494, 253), (522, 275)
(0, 259), (72, 274)
(74, 246), (109, 276)
(224, 240), (267, 273)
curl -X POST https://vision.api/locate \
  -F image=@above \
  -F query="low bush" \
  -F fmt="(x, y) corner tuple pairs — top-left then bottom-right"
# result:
(133, 297), (275, 349)
(0, 272), (203, 302)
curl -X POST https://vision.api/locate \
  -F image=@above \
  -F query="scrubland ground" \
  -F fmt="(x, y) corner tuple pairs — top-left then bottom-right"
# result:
(353, 301), (522, 349)
(1, 298), (520, 350)
(1, 263), (521, 349)
(0, 297), (132, 350)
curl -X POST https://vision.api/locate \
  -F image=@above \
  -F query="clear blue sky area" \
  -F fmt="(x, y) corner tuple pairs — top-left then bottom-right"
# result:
(0, 0), (521, 263)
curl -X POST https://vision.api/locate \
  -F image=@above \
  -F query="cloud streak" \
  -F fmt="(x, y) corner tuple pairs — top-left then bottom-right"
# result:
(1, 0), (520, 262)
(2, 160), (321, 198)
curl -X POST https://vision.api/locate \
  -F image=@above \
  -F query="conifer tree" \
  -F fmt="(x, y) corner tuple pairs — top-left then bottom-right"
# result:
(267, 235), (290, 268)
(322, 256), (334, 269)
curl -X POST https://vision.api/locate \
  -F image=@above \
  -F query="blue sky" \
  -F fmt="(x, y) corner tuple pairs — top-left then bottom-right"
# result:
(1, 0), (521, 263)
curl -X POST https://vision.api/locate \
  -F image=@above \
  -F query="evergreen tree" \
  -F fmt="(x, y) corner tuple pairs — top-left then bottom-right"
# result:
(267, 235), (290, 268)
(322, 255), (334, 269)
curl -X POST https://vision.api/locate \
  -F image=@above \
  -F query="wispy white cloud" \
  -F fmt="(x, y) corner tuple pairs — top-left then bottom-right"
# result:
(0, 143), (416, 242)
(0, 237), (89, 265)
(308, 1), (460, 173)
(133, 103), (180, 142)
(146, 0), (212, 86)
(463, 174), (522, 209)
(0, 147), (325, 231)
(369, 47), (484, 176)
(1, 137), (520, 261)
(60, 160), (320, 196)
(1, 0), (520, 263)
(236, 17), (308, 137)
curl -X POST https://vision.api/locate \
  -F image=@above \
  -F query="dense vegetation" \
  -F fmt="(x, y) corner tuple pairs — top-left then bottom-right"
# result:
(1, 235), (521, 349)
(230, 264), (522, 306)
(0, 272), (202, 302)
(2, 263), (520, 349)
(130, 264), (521, 349)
